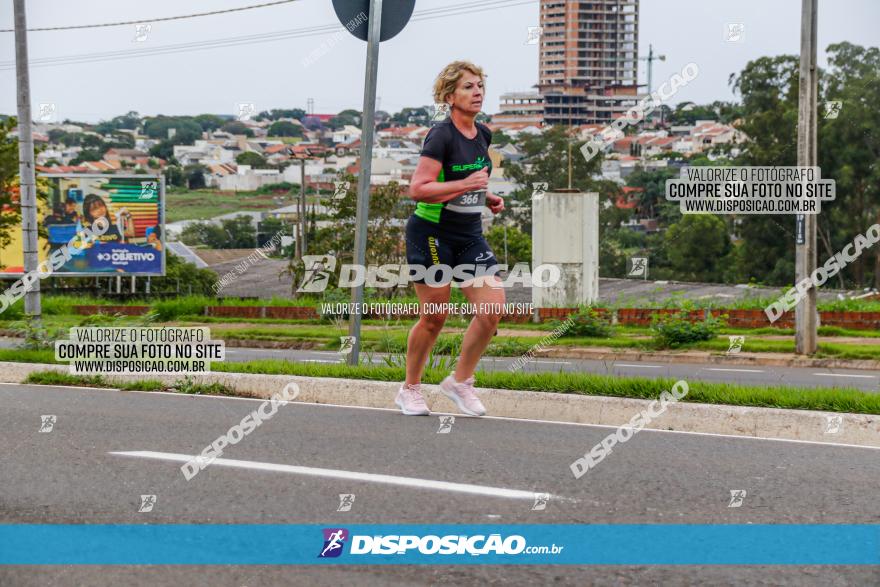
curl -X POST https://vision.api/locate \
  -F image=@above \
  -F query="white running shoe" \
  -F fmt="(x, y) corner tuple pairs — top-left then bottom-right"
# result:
(439, 374), (486, 417)
(395, 382), (430, 416)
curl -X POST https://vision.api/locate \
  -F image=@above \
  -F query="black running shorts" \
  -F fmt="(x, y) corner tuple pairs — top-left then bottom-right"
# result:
(404, 214), (499, 284)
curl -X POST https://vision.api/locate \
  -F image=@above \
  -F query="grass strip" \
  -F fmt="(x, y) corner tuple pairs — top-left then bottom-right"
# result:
(9, 350), (880, 415)
(212, 359), (880, 415)
(21, 370), (235, 396)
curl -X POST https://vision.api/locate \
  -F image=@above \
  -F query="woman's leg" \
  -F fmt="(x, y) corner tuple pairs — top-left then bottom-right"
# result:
(454, 275), (505, 381)
(405, 282), (452, 385)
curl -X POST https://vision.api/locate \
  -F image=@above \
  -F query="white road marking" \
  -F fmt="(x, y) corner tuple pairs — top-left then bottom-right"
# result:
(300, 359), (337, 363)
(813, 373), (876, 379)
(535, 360), (570, 365)
(110, 450), (546, 500)
(614, 364), (663, 369)
(706, 368), (765, 373)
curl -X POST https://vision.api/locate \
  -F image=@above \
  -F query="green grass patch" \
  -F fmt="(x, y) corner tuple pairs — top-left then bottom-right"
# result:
(165, 189), (282, 223)
(9, 348), (880, 414)
(22, 369), (233, 395)
(23, 371), (108, 387)
(211, 359), (880, 415)
(816, 326), (880, 339)
(23, 370), (166, 391)
(0, 348), (60, 364)
(815, 343), (880, 361)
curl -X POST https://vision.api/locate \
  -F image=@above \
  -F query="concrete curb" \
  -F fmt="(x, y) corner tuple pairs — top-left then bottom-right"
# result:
(6, 361), (879, 449)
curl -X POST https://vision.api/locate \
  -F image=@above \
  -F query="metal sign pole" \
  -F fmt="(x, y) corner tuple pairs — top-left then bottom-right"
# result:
(347, 0), (383, 366)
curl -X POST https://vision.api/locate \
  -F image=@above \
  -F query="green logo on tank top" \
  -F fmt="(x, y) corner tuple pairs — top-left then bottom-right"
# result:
(451, 156), (488, 172)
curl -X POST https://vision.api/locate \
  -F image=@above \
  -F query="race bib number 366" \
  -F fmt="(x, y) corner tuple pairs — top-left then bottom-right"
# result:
(447, 190), (486, 214)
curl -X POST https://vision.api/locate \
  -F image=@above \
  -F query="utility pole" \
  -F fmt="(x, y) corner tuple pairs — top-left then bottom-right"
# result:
(347, 0), (383, 366)
(13, 0), (41, 324)
(567, 99), (573, 189)
(299, 157), (307, 255)
(795, 0), (818, 355)
(294, 157), (304, 260)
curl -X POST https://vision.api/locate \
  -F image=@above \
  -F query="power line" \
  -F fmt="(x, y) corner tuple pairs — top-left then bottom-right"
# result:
(0, 0), (537, 71)
(0, 23), (342, 69)
(0, 0), (299, 33)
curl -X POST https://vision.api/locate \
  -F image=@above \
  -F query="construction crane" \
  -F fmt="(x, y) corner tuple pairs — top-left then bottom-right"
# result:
(638, 44), (666, 94)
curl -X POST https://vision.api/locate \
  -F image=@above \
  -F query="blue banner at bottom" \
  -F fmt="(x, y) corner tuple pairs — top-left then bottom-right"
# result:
(0, 525), (877, 565)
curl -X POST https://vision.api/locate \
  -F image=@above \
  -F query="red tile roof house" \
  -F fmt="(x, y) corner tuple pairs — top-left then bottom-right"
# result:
(377, 126), (426, 140)
(263, 144), (291, 156)
(335, 138), (361, 156)
(642, 136), (678, 155)
(35, 165), (90, 174)
(132, 156), (165, 169)
(263, 143), (293, 164)
(615, 186), (644, 210)
(291, 143), (330, 158)
(81, 160), (120, 172)
(103, 148), (149, 164)
(611, 136), (637, 155)
(690, 123), (744, 150)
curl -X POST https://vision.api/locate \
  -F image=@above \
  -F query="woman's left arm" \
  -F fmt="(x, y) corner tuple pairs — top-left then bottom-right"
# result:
(486, 191), (504, 214)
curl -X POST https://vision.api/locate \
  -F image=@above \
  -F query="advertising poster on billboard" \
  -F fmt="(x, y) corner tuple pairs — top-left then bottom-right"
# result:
(0, 174), (165, 276)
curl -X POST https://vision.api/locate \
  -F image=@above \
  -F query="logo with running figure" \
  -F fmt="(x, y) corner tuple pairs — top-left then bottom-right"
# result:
(531, 182), (548, 201)
(452, 156), (488, 173)
(337, 493), (355, 511)
(474, 251), (493, 262)
(319, 528), (349, 558)
(430, 103), (450, 122)
(39, 415), (57, 433)
(297, 255), (336, 293)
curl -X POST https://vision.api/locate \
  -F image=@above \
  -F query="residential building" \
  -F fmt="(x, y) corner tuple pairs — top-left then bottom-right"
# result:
(332, 125), (362, 144)
(492, 92), (545, 128)
(539, 0), (641, 126)
(103, 148), (149, 165)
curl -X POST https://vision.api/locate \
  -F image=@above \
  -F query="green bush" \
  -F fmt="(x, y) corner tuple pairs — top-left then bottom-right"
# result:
(151, 296), (212, 321)
(9, 319), (67, 350)
(650, 312), (725, 348)
(42, 295), (95, 315)
(557, 306), (613, 338)
(255, 182), (297, 194)
(78, 312), (125, 327)
(0, 297), (25, 320)
(486, 338), (533, 356)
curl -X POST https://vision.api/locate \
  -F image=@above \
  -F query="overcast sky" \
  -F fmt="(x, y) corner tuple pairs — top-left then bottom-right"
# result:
(0, 0), (877, 122)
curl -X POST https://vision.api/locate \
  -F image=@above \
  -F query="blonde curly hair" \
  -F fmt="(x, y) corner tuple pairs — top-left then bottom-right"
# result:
(432, 61), (486, 106)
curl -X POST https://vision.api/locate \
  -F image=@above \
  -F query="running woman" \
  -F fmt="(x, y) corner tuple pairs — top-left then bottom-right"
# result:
(395, 61), (505, 417)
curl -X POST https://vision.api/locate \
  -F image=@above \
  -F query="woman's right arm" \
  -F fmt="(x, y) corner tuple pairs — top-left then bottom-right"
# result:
(408, 156), (489, 204)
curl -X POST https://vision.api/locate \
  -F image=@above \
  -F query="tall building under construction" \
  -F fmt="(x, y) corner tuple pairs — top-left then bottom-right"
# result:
(496, 0), (641, 127)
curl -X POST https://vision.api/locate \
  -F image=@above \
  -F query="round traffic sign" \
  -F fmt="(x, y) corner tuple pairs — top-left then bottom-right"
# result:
(332, 0), (415, 42)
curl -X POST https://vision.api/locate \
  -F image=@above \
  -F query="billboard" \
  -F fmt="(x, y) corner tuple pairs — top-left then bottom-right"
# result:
(0, 174), (165, 276)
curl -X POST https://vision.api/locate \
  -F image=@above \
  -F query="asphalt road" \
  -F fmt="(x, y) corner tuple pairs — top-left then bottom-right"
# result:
(224, 347), (880, 393)
(1, 383), (878, 585)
